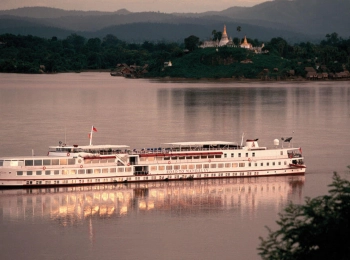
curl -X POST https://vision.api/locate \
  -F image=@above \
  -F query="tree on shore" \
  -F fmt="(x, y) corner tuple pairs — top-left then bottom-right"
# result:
(258, 172), (350, 260)
(184, 35), (200, 51)
(211, 30), (222, 41)
(237, 26), (242, 43)
(0, 32), (349, 75)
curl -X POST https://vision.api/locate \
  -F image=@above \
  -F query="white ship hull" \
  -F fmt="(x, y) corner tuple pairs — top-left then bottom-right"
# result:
(0, 137), (306, 187)
(0, 169), (305, 187)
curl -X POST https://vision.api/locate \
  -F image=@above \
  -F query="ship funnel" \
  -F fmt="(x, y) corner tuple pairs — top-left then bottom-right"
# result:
(274, 139), (279, 147)
(246, 139), (259, 148)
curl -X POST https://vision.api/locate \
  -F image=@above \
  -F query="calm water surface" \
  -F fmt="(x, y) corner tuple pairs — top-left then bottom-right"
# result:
(0, 73), (350, 260)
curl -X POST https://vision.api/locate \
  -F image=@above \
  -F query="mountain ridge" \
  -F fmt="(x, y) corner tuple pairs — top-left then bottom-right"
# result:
(0, 6), (132, 18)
(0, 0), (348, 42)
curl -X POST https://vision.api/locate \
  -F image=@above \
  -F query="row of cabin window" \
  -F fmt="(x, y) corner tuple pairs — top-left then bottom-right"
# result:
(224, 152), (256, 158)
(155, 155), (222, 161)
(249, 161), (287, 167)
(84, 159), (116, 164)
(1, 158), (117, 167)
(25, 158), (116, 166)
(150, 161), (287, 171)
(141, 152), (260, 162)
(24, 159), (76, 166)
(17, 167), (131, 176)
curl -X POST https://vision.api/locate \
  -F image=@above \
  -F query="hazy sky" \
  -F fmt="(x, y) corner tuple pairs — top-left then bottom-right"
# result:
(0, 0), (269, 13)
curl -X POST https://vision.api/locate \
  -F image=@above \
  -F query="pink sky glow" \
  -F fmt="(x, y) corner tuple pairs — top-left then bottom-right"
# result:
(0, 0), (269, 13)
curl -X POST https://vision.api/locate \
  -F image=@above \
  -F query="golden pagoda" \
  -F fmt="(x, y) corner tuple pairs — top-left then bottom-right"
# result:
(240, 36), (252, 49)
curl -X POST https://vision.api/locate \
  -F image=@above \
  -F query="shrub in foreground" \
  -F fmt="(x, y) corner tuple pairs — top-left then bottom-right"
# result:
(258, 173), (350, 260)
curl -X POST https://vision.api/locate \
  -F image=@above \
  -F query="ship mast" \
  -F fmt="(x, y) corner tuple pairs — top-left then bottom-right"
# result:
(240, 132), (245, 147)
(89, 126), (97, 145)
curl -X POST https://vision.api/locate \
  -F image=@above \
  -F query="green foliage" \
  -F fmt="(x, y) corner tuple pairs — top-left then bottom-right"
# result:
(149, 47), (295, 79)
(211, 30), (222, 41)
(0, 33), (182, 73)
(263, 37), (289, 57)
(258, 173), (350, 260)
(184, 35), (199, 51)
(0, 32), (349, 77)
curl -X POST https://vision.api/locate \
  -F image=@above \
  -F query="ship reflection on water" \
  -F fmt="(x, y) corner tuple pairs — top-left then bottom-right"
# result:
(0, 176), (304, 226)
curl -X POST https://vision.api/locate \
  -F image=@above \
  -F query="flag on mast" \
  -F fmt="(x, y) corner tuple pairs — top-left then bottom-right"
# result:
(89, 126), (97, 145)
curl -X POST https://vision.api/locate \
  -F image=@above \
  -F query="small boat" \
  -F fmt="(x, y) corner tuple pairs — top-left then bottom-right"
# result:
(110, 71), (122, 76)
(0, 130), (306, 187)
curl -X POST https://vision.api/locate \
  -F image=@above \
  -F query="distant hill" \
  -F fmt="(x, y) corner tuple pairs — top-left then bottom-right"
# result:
(0, 17), (75, 38)
(174, 0), (350, 37)
(0, 16), (311, 43)
(0, 6), (131, 18)
(217, 0), (350, 36)
(0, 0), (348, 42)
(88, 22), (310, 43)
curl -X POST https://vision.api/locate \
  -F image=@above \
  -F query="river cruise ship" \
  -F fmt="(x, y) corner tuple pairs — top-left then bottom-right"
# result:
(0, 135), (305, 187)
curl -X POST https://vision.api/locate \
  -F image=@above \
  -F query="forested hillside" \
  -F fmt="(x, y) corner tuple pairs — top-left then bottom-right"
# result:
(0, 32), (349, 80)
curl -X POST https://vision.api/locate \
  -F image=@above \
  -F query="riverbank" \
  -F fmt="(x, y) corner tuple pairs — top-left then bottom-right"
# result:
(145, 76), (350, 83)
(3, 70), (350, 82)
(147, 76), (306, 82)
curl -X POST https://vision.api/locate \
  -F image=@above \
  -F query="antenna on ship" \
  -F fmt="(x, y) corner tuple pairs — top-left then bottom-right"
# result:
(240, 132), (245, 147)
(281, 136), (293, 148)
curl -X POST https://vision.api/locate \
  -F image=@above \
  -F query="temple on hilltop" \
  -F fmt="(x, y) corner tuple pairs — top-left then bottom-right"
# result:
(199, 25), (267, 54)
(240, 36), (252, 49)
(219, 25), (229, 46)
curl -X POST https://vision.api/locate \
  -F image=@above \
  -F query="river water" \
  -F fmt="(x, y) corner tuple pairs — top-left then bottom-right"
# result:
(0, 73), (349, 260)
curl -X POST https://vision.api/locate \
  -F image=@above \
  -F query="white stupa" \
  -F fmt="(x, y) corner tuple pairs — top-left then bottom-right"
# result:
(219, 25), (229, 46)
